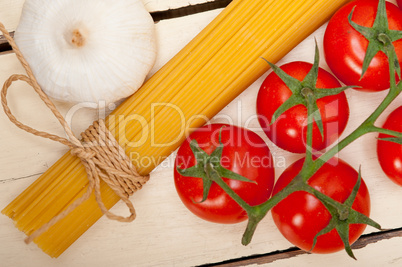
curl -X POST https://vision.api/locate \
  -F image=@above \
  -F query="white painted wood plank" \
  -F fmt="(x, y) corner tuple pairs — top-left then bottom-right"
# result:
(143, 0), (219, 12)
(0, 52), (98, 180)
(1, 3), (402, 267)
(261, 236), (402, 267)
(0, 0), (23, 32)
(0, 0), (220, 34)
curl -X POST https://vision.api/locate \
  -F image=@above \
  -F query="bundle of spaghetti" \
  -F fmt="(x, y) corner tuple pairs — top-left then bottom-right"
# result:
(2, 0), (352, 258)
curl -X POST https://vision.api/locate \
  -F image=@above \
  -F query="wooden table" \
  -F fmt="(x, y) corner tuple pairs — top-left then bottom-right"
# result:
(1, 0), (402, 266)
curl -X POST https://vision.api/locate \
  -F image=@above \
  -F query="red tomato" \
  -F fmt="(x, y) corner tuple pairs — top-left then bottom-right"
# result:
(271, 157), (370, 253)
(324, 0), (402, 92)
(256, 61), (349, 153)
(377, 106), (402, 186)
(397, 0), (402, 10)
(174, 124), (275, 224)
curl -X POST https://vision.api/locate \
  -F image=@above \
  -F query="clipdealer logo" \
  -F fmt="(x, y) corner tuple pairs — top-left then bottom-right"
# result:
(63, 98), (344, 169)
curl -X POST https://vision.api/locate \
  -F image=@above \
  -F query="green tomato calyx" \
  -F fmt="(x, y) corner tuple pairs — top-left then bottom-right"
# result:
(348, 0), (402, 81)
(176, 127), (255, 203)
(308, 167), (381, 259)
(262, 40), (353, 141)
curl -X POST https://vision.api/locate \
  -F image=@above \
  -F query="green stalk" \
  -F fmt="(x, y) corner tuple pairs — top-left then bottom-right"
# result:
(204, 162), (251, 211)
(317, 44), (402, 167)
(204, 160), (311, 245)
(180, 0), (402, 256)
(300, 88), (320, 180)
(372, 126), (402, 137)
(300, 88), (316, 175)
(241, 3), (402, 246)
(242, 174), (309, 245)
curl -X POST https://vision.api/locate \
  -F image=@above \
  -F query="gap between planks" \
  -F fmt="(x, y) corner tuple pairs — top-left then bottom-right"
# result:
(200, 228), (402, 267)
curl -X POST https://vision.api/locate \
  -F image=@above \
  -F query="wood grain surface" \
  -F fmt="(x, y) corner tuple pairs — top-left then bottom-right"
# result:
(1, 1), (402, 266)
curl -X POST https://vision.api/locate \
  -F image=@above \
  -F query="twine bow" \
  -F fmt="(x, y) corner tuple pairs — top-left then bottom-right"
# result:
(0, 23), (149, 244)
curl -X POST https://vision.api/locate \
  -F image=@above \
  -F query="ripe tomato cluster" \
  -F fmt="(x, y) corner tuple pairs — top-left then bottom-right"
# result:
(173, 0), (402, 257)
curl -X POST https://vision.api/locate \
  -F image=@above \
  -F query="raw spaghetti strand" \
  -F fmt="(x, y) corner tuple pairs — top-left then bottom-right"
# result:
(0, 22), (149, 243)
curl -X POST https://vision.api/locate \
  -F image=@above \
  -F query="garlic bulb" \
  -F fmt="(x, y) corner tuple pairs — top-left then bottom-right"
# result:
(14, 0), (157, 106)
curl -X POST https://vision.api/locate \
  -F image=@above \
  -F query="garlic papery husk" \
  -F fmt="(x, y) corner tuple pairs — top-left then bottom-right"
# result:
(14, 0), (157, 107)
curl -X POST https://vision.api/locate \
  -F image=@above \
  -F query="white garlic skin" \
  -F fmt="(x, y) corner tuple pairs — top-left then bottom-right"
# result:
(14, 0), (157, 107)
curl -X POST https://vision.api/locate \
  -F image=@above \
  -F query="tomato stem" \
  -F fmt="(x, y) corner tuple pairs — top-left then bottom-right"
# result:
(242, 50), (400, 253)
(301, 92), (319, 180)
(316, 70), (401, 168)
(242, 0), (402, 249)
(204, 162), (252, 211)
(301, 87), (314, 97)
(241, 174), (312, 245)
(372, 126), (402, 138)
(241, 46), (401, 248)
(185, 0), (402, 256)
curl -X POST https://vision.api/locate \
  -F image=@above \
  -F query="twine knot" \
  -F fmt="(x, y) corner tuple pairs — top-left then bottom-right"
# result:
(0, 22), (149, 244)
(70, 147), (96, 160)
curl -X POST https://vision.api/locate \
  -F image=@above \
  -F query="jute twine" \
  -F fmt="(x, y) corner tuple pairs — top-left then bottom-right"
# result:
(0, 23), (149, 244)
